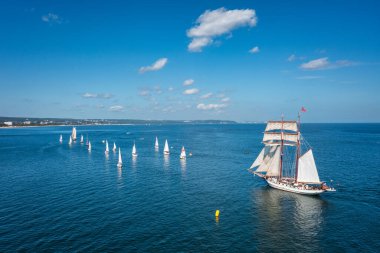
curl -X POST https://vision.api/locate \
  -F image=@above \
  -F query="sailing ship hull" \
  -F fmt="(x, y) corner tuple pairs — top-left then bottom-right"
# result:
(266, 179), (325, 195)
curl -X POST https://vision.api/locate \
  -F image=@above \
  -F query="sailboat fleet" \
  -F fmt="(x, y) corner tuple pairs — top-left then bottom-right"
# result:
(60, 128), (189, 169)
(248, 114), (335, 195)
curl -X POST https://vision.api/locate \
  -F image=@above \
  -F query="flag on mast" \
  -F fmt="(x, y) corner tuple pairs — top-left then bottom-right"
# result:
(301, 106), (307, 112)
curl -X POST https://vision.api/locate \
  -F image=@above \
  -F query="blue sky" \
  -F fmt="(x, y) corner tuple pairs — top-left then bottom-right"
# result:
(0, 0), (379, 122)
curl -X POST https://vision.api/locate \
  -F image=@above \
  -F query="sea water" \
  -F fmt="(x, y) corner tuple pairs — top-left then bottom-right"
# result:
(0, 124), (379, 252)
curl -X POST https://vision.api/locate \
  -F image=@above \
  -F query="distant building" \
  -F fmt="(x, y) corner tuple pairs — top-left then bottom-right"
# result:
(23, 121), (31, 125)
(4, 121), (12, 126)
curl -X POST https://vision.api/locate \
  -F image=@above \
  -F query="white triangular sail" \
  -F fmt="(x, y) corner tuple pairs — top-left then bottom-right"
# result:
(88, 141), (91, 151)
(117, 148), (122, 167)
(266, 147), (281, 177)
(69, 136), (72, 144)
(80, 135), (84, 143)
(155, 136), (159, 148)
(164, 139), (170, 154)
(180, 146), (186, 159)
(71, 127), (77, 141)
(250, 148), (264, 169)
(132, 142), (138, 157)
(297, 150), (321, 184)
(105, 140), (109, 153)
(256, 146), (278, 172)
(113, 142), (116, 152)
(59, 134), (63, 143)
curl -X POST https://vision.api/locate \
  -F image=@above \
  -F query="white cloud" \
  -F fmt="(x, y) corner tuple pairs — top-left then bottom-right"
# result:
(183, 79), (194, 86)
(168, 87), (174, 92)
(201, 92), (213, 99)
(153, 85), (162, 94)
(139, 89), (150, 97)
(183, 88), (200, 95)
(221, 97), (230, 102)
(288, 54), (296, 62)
(197, 103), (227, 110)
(300, 57), (357, 70)
(300, 57), (329, 70)
(296, 76), (323, 80)
(109, 105), (124, 112)
(188, 37), (213, 52)
(139, 58), (168, 73)
(82, 93), (113, 99)
(187, 8), (257, 52)
(42, 13), (62, 24)
(249, 46), (259, 54)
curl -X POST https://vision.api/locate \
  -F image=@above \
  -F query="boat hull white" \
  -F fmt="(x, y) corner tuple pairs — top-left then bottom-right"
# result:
(266, 178), (325, 195)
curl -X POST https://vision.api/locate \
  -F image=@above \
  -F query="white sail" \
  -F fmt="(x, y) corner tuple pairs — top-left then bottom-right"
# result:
(59, 134), (63, 143)
(118, 148), (122, 167)
(80, 135), (84, 143)
(132, 142), (138, 156)
(256, 146), (278, 172)
(263, 132), (298, 143)
(266, 147), (281, 177)
(105, 140), (109, 153)
(180, 146), (186, 159)
(250, 148), (264, 169)
(155, 136), (159, 148)
(113, 142), (116, 151)
(88, 141), (91, 151)
(164, 139), (170, 154)
(297, 150), (321, 183)
(71, 127), (77, 140)
(69, 136), (72, 144)
(265, 121), (298, 132)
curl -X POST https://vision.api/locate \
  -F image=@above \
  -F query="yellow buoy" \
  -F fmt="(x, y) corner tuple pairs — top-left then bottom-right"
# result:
(215, 210), (220, 217)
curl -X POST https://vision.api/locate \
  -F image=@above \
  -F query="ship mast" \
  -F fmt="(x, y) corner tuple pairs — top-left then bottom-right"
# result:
(279, 114), (284, 180)
(295, 112), (301, 182)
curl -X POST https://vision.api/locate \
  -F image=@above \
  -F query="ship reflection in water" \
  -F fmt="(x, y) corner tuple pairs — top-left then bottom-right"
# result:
(252, 186), (327, 252)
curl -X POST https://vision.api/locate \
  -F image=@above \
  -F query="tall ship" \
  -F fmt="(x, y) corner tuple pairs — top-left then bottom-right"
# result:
(249, 114), (335, 195)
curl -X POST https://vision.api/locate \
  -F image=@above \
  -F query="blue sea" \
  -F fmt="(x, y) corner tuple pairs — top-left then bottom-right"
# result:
(0, 124), (379, 252)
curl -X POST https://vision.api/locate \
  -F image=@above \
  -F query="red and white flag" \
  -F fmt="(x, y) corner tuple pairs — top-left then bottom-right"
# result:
(301, 106), (307, 112)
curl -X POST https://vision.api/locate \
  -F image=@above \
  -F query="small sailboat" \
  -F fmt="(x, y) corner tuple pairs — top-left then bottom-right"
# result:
(132, 142), (138, 157)
(113, 142), (117, 152)
(248, 113), (335, 195)
(105, 140), (109, 154)
(69, 136), (72, 145)
(155, 136), (159, 149)
(59, 134), (63, 143)
(117, 148), (122, 167)
(80, 134), (84, 143)
(71, 127), (77, 141)
(86, 134), (89, 146)
(180, 146), (186, 159)
(88, 141), (91, 151)
(164, 139), (170, 155)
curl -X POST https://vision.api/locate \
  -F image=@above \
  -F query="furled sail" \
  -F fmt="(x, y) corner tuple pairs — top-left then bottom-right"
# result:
(256, 146), (278, 172)
(265, 121), (298, 132)
(297, 149), (321, 183)
(266, 147), (281, 177)
(250, 148), (264, 169)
